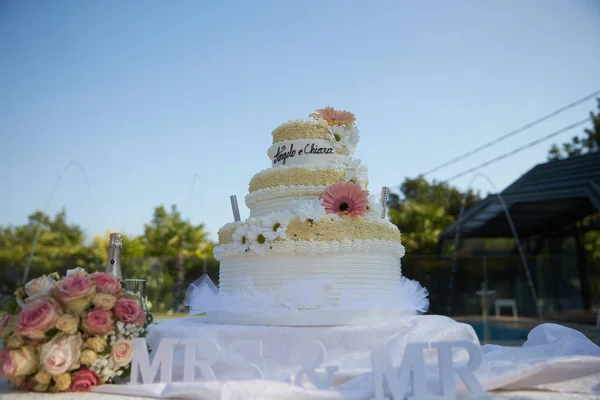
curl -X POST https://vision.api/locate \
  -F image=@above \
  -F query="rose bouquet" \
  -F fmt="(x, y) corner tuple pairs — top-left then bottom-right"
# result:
(0, 268), (152, 392)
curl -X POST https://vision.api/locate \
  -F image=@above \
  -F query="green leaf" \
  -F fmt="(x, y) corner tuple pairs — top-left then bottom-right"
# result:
(1, 298), (18, 313)
(45, 328), (59, 337)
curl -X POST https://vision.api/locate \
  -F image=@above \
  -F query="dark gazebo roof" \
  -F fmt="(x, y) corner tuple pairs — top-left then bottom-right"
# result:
(439, 152), (600, 239)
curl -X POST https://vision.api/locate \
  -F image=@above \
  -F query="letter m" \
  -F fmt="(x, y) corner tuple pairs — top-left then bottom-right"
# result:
(130, 338), (179, 384)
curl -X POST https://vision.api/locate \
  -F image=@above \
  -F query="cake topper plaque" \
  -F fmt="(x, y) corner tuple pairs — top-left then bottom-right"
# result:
(380, 186), (389, 219)
(230, 195), (241, 222)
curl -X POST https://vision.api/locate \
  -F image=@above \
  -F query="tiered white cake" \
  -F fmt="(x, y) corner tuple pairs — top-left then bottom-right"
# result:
(203, 107), (426, 326)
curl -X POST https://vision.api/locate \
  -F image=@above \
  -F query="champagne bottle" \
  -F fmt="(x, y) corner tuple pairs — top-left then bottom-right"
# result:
(105, 232), (123, 280)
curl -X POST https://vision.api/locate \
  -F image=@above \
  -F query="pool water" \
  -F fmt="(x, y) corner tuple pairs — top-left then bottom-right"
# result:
(466, 321), (530, 342)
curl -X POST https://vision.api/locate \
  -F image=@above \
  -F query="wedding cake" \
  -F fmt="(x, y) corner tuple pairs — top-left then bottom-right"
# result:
(197, 107), (427, 326)
(142, 108), (600, 398)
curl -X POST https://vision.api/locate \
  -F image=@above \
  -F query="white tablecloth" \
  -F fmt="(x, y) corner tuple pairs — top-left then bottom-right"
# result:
(95, 316), (600, 399)
(2, 315), (599, 400)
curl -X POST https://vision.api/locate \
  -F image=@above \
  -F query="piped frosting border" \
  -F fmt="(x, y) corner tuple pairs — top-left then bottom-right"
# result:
(214, 238), (405, 261)
(249, 164), (348, 193)
(272, 119), (329, 144)
(217, 214), (400, 245)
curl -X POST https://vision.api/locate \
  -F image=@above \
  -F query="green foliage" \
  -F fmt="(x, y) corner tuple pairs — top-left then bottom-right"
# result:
(0, 205), (217, 312)
(548, 98), (600, 161)
(0, 209), (99, 279)
(388, 177), (480, 254)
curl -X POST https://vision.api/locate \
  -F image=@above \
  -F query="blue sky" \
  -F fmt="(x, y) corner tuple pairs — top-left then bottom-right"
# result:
(1, 0), (599, 242)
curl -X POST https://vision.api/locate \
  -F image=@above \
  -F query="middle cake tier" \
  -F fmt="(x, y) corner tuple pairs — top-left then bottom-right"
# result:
(246, 162), (368, 217)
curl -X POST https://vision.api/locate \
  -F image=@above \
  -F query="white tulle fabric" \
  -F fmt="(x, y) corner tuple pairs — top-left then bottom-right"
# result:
(184, 274), (429, 315)
(92, 316), (600, 399)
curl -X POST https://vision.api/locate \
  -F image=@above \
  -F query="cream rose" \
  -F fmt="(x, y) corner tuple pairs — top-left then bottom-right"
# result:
(111, 339), (134, 368)
(9, 375), (25, 387)
(0, 346), (37, 378)
(92, 293), (117, 311)
(40, 333), (83, 376)
(66, 267), (88, 277)
(0, 313), (11, 338)
(34, 370), (52, 385)
(32, 383), (49, 392)
(56, 314), (79, 335)
(24, 275), (56, 302)
(86, 336), (106, 353)
(5, 333), (24, 349)
(80, 349), (97, 366)
(53, 372), (71, 391)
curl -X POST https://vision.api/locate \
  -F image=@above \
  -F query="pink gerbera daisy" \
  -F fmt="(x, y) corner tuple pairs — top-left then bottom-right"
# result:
(319, 182), (369, 217)
(310, 106), (356, 128)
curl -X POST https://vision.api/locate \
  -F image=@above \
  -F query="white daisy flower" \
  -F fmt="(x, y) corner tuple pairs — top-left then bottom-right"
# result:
(290, 198), (326, 223)
(366, 195), (383, 218)
(326, 125), (349, 151)
(232, 225), (251, 252)
(261, 212), (289, 241)
(246, 225), (272, 255)
(326, 125), (360, 153)
(347, 126), (360, 148)
(344, 157), (369, 186)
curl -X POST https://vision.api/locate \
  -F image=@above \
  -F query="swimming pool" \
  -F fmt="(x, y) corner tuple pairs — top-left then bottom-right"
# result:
(466, 321), (530, 343)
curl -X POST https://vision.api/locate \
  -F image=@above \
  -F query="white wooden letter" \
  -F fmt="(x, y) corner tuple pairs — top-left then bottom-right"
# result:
(293, 341), (338, 390)
(372, 342), (429, 400)
(225, 340), (263, 379)
(431, 341), (484, 399)
(180, 339), (219, 382)
(130, 338), (178, 384)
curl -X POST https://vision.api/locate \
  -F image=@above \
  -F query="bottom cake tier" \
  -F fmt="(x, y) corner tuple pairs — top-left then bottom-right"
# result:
(196, 239), (429, 326)
(218, 239), (404, 303)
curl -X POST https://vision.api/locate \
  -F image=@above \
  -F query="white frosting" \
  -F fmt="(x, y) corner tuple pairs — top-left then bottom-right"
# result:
(267, 139), (336, 167)
(216, 239), (404, 307)
(246, 185), (327, 217)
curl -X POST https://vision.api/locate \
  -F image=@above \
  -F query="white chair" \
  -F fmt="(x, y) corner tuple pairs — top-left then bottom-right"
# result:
(495, 298), (518, 320)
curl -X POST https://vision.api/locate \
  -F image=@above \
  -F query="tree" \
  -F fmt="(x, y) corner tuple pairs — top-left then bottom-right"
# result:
(141, 205), (212, 311)
(388, 177), (480, 254)
(548, 98), (600, 161)
(0, 209), (98, 279)
(0, 210), (99, 303)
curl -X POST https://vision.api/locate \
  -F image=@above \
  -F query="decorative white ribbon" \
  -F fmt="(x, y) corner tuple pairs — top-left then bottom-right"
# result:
(184, 275), (429, 315)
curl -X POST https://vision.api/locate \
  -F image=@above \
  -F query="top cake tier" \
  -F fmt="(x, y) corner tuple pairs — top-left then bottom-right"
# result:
(268, 107), (360, 168)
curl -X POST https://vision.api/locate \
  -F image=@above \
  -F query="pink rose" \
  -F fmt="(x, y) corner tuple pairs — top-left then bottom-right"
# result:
(111, 339), (134, 368)
(0, 346), (37, 378)
(16, 299), (60, 339)
(91, 273), (122, 296)
(39, 333), (82, 376)
(82, 310), (114, 335)
(113, 297), (145, 326)
(70, 368), (100, 392)
(53, 276), (96, 315)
